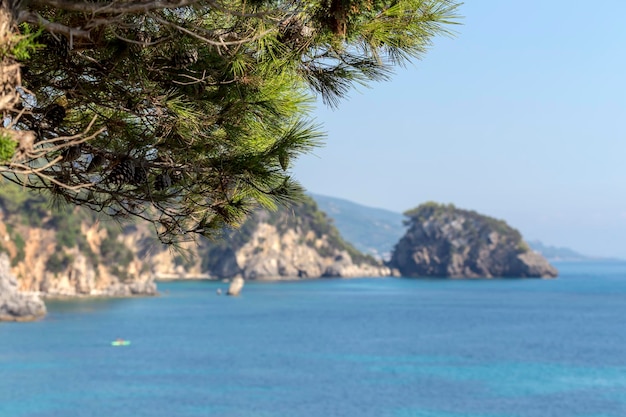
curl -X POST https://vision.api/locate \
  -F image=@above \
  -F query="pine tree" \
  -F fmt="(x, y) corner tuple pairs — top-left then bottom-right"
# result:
(0, 0), (460, 243)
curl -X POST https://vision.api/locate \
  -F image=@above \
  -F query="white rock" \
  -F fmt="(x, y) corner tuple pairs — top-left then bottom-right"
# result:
(227, 277), (244, 296)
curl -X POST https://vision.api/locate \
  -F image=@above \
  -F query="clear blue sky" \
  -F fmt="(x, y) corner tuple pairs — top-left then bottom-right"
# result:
(294, 1), (626, 258)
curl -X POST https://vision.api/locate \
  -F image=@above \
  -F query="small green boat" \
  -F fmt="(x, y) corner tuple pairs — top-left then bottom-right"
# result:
(111, 339), (131, 346)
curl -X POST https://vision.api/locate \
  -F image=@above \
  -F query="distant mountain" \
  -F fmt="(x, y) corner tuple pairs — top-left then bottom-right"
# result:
(527, 240), (587, 261)
(310, 194), (406, 260)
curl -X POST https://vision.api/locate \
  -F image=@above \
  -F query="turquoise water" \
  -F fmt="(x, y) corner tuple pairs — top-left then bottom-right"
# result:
(1, 261), (626, 417)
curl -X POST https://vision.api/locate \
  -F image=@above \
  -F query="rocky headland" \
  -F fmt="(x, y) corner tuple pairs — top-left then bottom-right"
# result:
(389, 202), (558, 278)
(198, 197), (393, 280)
(0, 187), (390, 320)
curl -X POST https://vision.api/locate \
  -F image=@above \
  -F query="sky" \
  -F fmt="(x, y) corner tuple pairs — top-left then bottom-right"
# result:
(293, 1), (626, 258)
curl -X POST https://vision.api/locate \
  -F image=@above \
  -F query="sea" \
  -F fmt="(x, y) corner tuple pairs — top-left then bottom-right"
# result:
(1, 261), (626, 417)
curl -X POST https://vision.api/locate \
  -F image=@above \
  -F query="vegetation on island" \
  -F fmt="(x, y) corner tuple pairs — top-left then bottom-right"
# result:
(391, 202), (558, 278)
(403, 201), (528, 253)
(0, 0), (460, 244)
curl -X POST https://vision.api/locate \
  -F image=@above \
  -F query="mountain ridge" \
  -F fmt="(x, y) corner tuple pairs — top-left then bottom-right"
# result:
(309, 193), (406, 260)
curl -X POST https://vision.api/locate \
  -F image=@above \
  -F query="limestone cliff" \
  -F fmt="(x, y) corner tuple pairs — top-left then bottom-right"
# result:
(0, 254), (46, 321)
(198, 197), (393, 280)
(0, 185), (390, 308)
(389, 202), (557, 278)
(0, 186), (157, 298)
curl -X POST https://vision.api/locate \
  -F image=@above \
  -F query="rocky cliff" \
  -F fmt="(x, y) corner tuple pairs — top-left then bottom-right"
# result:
(0, 185), (390, 312)
(198, 197), (393, 280)
(0, 185), (158, 298)
(389, 202), (558, 278)
(0, 254), (46, 321)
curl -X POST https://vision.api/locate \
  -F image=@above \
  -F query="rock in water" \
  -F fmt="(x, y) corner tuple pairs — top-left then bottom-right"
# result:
(0, 254), (47, 321)
(389, 202), (558, 278)
(227, 277), (244, 296)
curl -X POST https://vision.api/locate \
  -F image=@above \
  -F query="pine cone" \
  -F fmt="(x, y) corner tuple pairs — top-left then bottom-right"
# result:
(61, 145), (81, 163)
(278, 150), (290, 171)
(154, 172), (172, 191)
(106, 159), (136, 186)
(170, 170), (183, 184)
(44, 34), (69, 60)
(44, 104), (66, 128)
(173, 48), (199, 68)
(136, 31), (152, 47)
(132, 163), (148, 185)
(278, 16), (314, 47)
(85, 154), (106, 173)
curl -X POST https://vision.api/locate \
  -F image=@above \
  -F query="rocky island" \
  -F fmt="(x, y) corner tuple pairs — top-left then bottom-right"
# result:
(389, 202), (557, 278)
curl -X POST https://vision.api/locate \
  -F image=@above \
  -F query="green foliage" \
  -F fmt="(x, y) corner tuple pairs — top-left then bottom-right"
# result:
(54, 221), (79, 249)
(12, 25), (43, 60)
(0, 24), (43, 61)
(47, 207), (93, 250)
(403, 201), (527, 251)
(197, 194), (378, 270)
(100, 233), (135, 281)
(0, 183), (132, 270)
(264, 195), (375, 264)
(404, 201), (456, 222)
(0, 132), (17, 163)
(516, 240), (530, 254)
(292, 197), (376, 264)
(11, 232), (25, 266)
(46, 252), (74, 274)
(0, 183), (49, 227)
(2, 0), (460, 244)
(110, 265), (130, 282)
(100, 237), (134, 269)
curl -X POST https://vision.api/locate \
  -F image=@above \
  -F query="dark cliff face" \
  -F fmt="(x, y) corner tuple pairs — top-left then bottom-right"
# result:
(389, 203), (558, 278)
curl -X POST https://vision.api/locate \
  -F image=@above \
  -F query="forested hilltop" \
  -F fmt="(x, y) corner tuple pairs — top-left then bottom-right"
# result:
(0, 184), (390, 299)
(389, 202), (558, 278)
(311, 194), (406, 260)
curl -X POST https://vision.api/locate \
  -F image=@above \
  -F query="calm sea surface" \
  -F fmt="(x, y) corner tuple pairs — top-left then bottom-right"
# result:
(1, 261), (626, 417)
